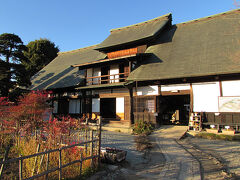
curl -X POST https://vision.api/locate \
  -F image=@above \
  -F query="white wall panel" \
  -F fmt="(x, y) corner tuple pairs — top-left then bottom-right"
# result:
(110, 64), (119, 83)
(116, 97), (124, 113)
(136, 86), (158, 96)
(192, 82), (220, 112)
(222, 80), (240, 96)
(92, 98), (100, 112)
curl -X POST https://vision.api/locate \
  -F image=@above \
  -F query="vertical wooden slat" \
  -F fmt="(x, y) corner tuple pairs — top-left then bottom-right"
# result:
(0, 146), (10, 178)
(19, 155), (23, 180)
(59, 149), (62, 180)
(79, 152), (83, 178)
(90, 130), (94, 168)
(98, 117), (102, 168)
(32, 144), (41, 176)
(85, 129), (88, 154)
(37, 148), (46, 174)
(46, 152), (50, 180)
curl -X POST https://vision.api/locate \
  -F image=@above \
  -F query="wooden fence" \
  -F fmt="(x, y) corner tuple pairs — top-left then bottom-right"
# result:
(0, 118), (102, 180)
(133, 112), (157, 125)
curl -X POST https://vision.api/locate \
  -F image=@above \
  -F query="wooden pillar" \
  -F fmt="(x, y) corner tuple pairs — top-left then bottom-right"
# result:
(219, 81), (223, 97)
(190, 83), (193, 113)
(128, 87), (134, 125)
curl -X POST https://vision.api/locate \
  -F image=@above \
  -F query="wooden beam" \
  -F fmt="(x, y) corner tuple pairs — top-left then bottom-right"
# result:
(160, 90), (190, 96)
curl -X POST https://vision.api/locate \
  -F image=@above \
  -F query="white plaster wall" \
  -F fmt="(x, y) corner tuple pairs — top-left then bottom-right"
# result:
(161, 84), (190, 91)
(116, 97), (124, 113)
(222, 80), (240, 96)
(136, 85), (158, 96)
(192, 82), (220, 112)
(92, 98), (100, 112)
(69, 99), (80, 114)
(93, 67), (101, 85)
(110, 64), (119, 83)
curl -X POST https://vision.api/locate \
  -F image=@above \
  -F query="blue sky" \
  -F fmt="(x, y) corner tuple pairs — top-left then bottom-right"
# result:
(0, 0), (238, 52)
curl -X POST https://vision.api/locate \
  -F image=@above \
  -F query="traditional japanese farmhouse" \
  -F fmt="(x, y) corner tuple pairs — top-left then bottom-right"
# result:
(31, 9), (240, 132)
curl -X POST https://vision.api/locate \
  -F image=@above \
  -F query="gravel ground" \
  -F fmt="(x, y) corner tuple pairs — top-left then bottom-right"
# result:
(91, 129), (240, 180)
(101, 131), (144, 167)
(183, 135), (240, 179)
(99, 130), (166, 179)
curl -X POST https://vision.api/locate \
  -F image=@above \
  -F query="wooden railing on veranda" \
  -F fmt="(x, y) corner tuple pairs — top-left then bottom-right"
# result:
(0, 118), (102, 180)
(86, 72), (129, 85)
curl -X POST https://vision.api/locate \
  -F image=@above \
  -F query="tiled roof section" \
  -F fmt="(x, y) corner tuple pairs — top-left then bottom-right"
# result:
(30, 45), (106, 90)
(128, 9), (240, 81)
(95, 13), (172, 51)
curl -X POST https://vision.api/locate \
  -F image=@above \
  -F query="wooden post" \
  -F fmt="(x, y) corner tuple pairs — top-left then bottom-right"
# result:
(79, 152), (83, 178)
(85, 128), (88, 154)
(129, 87), (134, 125)
(19, 155), (23, 180)
(59, 149), (62, 180)
(90, 130), (93, 168)
(32, 144), (41, 176)
(45, 152), (50, 180)
(219, 81), (223, 97)
(37, 148), (46, 174)
(98, 117), (102, 168)
(190, 83), (193, 113)
(0, 146), (10, 178)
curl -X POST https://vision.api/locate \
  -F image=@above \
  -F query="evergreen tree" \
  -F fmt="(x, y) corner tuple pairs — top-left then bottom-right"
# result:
(0, 33), (27, 97)
(23, 38), (59, 77)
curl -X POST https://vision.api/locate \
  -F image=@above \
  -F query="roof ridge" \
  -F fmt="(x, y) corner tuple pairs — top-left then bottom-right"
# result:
(177, 8), (240, 26)
(58, 44), (98, 55)
(110, 13), (172, 33)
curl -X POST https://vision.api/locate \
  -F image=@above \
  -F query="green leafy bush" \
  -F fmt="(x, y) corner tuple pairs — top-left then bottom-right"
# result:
(132, 120), (154, 135)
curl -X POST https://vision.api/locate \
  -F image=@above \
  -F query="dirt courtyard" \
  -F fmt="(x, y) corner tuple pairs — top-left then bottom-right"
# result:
(90, 127), (240, 180)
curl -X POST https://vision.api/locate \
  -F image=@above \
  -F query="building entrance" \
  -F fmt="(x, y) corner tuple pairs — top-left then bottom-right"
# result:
(100, 98), (116, 118)
(158, 95), (190, 125)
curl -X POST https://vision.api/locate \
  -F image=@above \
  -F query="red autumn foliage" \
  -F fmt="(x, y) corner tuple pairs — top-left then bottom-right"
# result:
(0, 90), (52, 136)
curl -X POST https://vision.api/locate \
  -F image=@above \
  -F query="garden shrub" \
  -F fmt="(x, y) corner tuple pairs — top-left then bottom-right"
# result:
(132, 120), (154, 135)
(0, 90), (97, 179)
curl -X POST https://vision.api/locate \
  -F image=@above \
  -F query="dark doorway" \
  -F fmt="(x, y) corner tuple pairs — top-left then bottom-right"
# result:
(100, 98), (116, 118)
(101, 66), (109, 84)
(158, 95), (190, 125)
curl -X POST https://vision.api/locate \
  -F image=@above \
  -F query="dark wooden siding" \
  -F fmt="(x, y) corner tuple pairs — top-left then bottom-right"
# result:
(58, 100), (69, 114)
(124, 96), (130, 121)
(202, 112), (240, 125)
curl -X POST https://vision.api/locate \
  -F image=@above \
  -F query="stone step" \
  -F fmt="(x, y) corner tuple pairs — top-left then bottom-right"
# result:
(108, 120), (130, 125)
(101, 126), (133, 133)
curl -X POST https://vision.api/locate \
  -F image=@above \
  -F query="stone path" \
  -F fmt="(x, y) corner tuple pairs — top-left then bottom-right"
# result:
(151, 126), (201, 180)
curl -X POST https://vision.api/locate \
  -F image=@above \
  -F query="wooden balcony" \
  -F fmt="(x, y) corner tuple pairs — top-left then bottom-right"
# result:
(86, 72), (129, 85)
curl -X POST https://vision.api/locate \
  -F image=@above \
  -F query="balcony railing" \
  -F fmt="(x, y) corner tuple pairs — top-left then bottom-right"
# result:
(86, 72), (129, 85)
